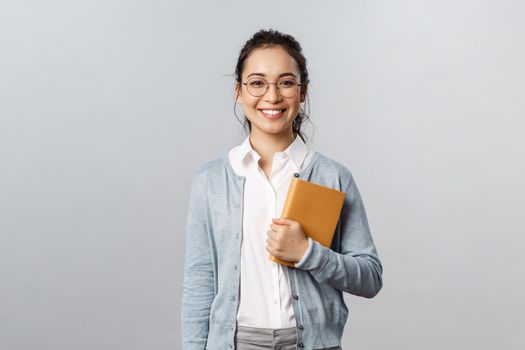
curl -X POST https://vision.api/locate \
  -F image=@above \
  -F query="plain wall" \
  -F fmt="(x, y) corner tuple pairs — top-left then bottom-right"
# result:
(1, 0), (524, 349)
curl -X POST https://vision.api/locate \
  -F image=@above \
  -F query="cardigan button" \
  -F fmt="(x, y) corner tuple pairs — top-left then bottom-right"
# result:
(293, 173), (300, 178)
(293, 295), (299, 300)
(298, 343), (304, 348)
(298, 325), (304, 330)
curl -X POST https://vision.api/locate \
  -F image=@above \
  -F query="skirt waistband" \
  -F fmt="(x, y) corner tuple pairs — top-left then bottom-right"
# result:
(235, 325), (297, 346)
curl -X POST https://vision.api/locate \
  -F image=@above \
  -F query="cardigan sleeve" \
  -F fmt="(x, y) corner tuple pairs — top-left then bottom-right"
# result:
(294, 173), (383, 298)
(180, 169), (215, 349)
(294, 237), (313, 268)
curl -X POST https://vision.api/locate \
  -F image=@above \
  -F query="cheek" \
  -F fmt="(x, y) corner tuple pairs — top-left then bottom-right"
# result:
(238, 91), (257, 107)
(242, 97), (259, 110)
(287, 102), (301, 114)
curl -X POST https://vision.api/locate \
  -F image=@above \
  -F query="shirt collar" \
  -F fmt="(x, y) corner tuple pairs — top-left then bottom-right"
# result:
(235, 135), (309, 170)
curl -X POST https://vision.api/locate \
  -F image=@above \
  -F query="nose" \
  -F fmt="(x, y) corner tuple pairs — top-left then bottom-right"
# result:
(264, 83), (282, 103)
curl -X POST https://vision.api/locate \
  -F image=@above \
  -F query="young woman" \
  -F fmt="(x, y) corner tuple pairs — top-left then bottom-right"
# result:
(181, 29), (383, 350)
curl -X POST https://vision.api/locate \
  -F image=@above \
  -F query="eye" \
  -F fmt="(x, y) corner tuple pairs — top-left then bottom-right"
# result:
(279, 79), (297, 87)
(248, 79), (266, 87)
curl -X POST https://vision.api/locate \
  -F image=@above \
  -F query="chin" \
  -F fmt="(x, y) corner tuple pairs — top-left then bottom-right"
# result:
(254, 124), (293, 136)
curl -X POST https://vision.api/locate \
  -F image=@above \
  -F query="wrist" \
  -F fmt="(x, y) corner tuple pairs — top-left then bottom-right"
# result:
(296, 238), (309, 262)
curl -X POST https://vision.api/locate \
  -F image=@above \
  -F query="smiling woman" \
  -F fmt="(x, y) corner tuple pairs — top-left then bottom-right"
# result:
(181, 29), (383, 350)
(235, 45), (307, 148)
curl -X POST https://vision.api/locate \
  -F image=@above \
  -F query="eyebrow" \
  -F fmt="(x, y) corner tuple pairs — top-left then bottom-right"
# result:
(246, 72), (298, 79)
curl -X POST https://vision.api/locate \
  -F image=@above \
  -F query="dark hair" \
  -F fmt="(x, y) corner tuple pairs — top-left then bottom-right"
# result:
(234, 29), (312, 142)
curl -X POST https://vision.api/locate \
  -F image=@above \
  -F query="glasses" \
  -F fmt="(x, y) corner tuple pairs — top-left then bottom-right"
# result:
(241, 77), (302, 98)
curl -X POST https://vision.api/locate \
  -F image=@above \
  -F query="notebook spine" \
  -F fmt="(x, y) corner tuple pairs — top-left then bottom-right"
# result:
(280, 177), (298, 219)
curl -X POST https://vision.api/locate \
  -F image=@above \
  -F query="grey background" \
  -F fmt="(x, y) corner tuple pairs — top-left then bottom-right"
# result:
(1, 0), (524, 349)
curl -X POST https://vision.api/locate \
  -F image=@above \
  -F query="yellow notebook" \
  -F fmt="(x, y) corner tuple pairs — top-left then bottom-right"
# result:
(269, 177), (346, 267)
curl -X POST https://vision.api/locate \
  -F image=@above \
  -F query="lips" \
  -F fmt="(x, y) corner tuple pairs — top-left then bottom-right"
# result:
(259, 108), (286, 119)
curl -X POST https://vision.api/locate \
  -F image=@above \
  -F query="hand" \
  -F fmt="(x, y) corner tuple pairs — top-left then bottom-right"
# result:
(266, 217), (309, 263)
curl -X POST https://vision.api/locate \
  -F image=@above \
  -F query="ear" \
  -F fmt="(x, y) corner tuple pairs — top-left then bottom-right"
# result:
(235, 83), (243, 104)
(300, 84), (307, 103)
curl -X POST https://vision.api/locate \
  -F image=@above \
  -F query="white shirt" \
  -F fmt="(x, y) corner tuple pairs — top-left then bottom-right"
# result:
(228, 135), (316, 329)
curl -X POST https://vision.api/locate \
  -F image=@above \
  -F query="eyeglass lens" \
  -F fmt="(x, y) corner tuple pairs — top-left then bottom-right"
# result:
(245, 77), (300, 97)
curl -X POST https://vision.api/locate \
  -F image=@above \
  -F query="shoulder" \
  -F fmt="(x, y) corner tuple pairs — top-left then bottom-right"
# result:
(190, 154), (237, 190)
(311, 151), (354, 182)
(191, 155), (227, 182)
(310, 152), (365, 198)
(195, 156), (226, 175)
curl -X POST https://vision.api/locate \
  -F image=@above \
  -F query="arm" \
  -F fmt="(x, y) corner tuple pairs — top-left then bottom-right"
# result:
(180, 170), (215, 349)
(295, 174), (383, 298)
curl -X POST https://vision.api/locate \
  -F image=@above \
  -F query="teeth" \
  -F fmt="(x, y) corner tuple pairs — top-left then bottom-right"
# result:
(262, 109), (283, 115)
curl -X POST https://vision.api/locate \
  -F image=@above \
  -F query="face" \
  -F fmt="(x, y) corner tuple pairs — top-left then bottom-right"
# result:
(236, 46), (306, 138)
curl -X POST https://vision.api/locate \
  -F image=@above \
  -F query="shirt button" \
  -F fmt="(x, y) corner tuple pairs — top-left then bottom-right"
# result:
(293, 295), (299, 300)
(298, 325), (304, 330)
(294, 173), (300, 178)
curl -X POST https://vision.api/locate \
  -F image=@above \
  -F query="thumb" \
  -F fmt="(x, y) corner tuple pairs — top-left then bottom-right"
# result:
(272, 217), (293, 225)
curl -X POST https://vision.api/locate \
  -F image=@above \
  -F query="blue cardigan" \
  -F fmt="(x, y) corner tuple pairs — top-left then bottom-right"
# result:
(181, 151), (383, 350)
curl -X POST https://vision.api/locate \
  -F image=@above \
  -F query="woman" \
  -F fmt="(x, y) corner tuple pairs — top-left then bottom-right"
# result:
(181, 29), (383, 350)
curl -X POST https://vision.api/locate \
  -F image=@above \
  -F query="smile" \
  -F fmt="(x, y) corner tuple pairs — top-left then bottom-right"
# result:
(259, 109), (286, 119)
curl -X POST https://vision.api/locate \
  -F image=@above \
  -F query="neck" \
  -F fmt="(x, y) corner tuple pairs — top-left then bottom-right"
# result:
(248, 129), (295, 164)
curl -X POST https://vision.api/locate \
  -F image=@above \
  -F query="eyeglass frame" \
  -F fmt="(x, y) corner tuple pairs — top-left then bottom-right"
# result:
(241, 77), (303, 97)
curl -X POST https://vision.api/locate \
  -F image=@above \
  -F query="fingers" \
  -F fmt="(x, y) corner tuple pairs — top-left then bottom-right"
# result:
(269, 223), (281, 231)
(266, 234), (279, 254)
(267, 229), (278, 241)
(272, 217), (297, 226)
(270, 221), (297, 231)
(267, 228), (285, 249)
(265, 244), (278, 258)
